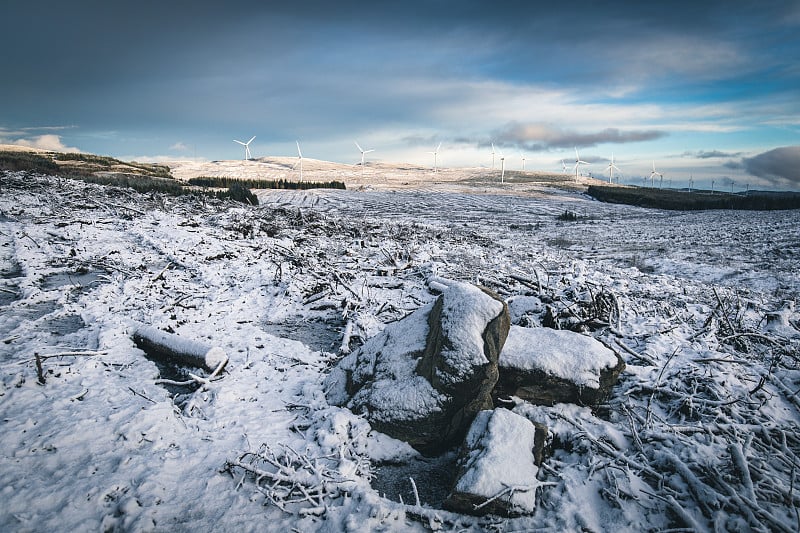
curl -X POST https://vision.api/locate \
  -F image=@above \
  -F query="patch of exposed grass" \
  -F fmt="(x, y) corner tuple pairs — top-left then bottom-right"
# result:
(0, 151), (61, 174)
(54, 153), (173, 178)
(556, 210), (580, 221)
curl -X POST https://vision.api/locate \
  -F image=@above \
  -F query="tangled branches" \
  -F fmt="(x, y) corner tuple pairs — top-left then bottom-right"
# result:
(225, 444), (361, 516)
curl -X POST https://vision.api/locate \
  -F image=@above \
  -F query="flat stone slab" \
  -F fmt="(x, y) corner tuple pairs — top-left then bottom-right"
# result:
(445, 408), (542, 517)
(494, 326), (625, 406)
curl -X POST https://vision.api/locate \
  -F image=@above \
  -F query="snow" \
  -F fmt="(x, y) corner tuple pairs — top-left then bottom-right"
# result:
(429, 277), (504, 384)
(1, 168), (799, 531)
(500, 325), (619, 388)
(453, 409), (540, 514)
(332, 300), (448, 423)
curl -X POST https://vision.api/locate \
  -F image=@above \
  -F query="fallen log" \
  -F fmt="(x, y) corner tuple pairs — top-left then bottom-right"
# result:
(132, 323), (228, 373)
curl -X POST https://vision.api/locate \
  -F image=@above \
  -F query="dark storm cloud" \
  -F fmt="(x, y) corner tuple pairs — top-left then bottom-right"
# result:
(492, 123), (667, 151)
(402, 135), (442, 147)
(683, 150), (744, 159)
(742, 146), (800, 186)
(1, 0), (798, 163)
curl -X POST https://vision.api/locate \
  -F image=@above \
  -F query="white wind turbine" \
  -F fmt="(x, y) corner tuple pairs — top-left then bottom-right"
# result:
(233, 136), (256, 160)
(497, 148), (506, 183)
(573, 147), (590, 182)
(490, 143), (497, 170)
(354, 141), (374, 173)
(520, 152), (527, 171)
(605, 153), (620, 183)
(294, 140), (304, 181)
(649, 161), (663, 188)
(561, 159), (568, 173)
(428, 142), (442, 173)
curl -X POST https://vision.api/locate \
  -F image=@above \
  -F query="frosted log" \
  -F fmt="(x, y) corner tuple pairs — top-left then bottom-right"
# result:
(132, 323), (228, 373)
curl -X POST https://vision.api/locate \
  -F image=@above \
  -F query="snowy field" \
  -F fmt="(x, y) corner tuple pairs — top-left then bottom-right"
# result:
(1, 170), (799, 532)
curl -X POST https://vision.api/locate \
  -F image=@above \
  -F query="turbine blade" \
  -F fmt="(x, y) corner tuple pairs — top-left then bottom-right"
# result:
(234, 140), (245, 145)
(354, 141), (363, 152)
(436, 142), (442, 152)
(296, 140), (302, 158)
(365, 149), (375, 154)
(247, 136), (256, 144)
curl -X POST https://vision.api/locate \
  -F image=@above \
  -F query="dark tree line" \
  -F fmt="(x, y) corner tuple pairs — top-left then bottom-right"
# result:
(189, 176), (346, 191)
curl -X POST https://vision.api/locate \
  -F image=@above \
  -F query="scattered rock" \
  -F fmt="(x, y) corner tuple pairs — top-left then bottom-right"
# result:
(324, 278), (509, 455)
(494, 326), (625, 406)
(444, 409), (544, 517)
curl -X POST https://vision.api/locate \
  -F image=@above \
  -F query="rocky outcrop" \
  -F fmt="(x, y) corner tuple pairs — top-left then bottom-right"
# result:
(324, 279), (510, 455)
(493, 326), (625, 406)
(444, 409), (545, 517)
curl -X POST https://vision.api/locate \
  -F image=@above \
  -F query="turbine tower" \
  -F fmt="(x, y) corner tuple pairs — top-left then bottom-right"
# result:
(490, 143), (497, 170)
(294, 140), (304, 181)
(649, 161), (663, 188)
(355, 141), (374, 166)
(428, 142), (442, 173)
(499, 149), (506, 183)
(520, 152), (527, 171)
(605, 153), (620, 183)
(233, 136), (256, 160)
(573, 147), (590, 182)
(354, 140), (374, 176)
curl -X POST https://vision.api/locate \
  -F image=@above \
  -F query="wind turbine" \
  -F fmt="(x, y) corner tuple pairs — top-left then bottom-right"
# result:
(233, 136), (256, 160)
(561, 159), (568, 173)
(499, 149), (506, 183)
(354, 141), (374, 175)
(649, 161), (663, 188)
(573, 147), (590, 182)
(605, 153), (620, 184)
(354, 141), (374, 167)
(490, 143), (497, 170)
(294, 140), (304, 181)
(520, 152), (527, 171)
(428, 142), (442, 173)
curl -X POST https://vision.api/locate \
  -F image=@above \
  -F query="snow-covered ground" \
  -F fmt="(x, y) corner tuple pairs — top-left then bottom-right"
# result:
(1, 169), (799, 531)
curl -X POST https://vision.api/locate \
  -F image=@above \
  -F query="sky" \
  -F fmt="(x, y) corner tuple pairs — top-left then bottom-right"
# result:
(2, 0), (799, 190)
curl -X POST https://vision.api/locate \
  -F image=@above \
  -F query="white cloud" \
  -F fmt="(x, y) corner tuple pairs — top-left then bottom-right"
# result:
(10, 134), (81, 153)
(170, 142), (189, 151)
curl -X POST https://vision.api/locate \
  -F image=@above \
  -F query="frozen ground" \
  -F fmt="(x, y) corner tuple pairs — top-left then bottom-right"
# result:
(1, 169), (799, 531)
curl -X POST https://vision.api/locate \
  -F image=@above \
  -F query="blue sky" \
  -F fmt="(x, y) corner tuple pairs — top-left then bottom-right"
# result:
(1, 0), (799, 189)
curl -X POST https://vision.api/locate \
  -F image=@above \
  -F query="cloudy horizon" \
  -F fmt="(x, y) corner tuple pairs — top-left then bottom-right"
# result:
(2, 0), (798, 190)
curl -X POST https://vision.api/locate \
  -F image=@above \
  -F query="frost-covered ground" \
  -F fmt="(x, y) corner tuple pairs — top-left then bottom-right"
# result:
(1, 170), (799, 532)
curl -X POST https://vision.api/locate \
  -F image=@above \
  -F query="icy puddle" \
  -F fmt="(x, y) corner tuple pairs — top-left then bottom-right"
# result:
(40, 269), (107, 291)
(372, 452), (459, 508)
(263, 316), (343, 353)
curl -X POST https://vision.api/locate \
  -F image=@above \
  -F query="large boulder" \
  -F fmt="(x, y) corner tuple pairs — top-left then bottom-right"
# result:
(493, 326), (625, 406)
(444, 409), (544, 517)
(324, 279), (510, 455)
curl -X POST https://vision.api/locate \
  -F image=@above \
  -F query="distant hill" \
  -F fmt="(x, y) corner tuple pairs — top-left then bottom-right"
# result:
(587, 185), (800, 210)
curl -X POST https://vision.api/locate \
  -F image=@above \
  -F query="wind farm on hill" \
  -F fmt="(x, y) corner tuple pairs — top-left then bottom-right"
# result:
(2, 143), (798, 210)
